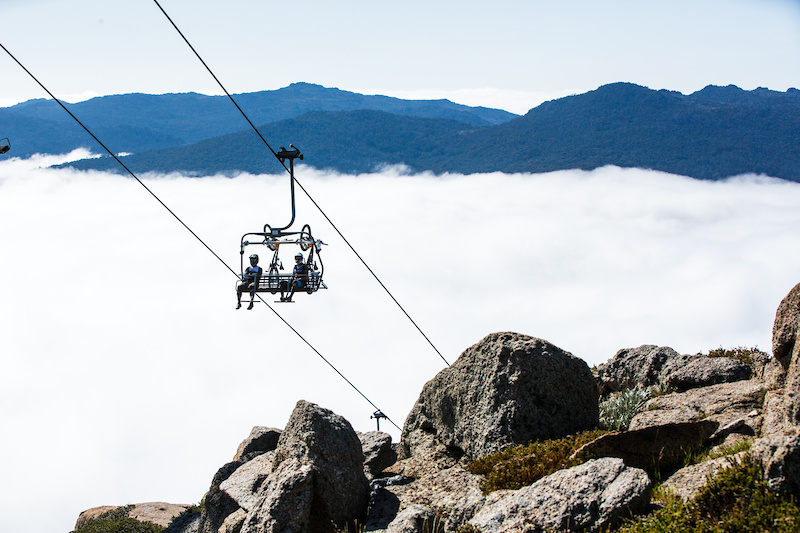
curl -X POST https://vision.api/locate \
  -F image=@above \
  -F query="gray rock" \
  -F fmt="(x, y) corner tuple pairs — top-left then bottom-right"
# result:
(366, 467), (486, 532)
(400, 332), (598, 463)
(763, 389), (792, 437)
(219, 509), (246, 533)
(233, 427), (282, 462)
(753, 429), (800, 497)
(595, 345), (692, 394)
(660, 453), (747, 502)
(573, 421), (719, 473)
(360, 431), (397, 479)
(240, 400), (370, 533)
(629, 380), (767, 432)
(219, 452), (276, 512)
(385, 505), (436, 533)
(199, 461), (248, 533)
(773, 282), (800, 368)
(773, 283), (800, 425)
(665, 356), (751, 392)
(163, 511), (201, 533)
(469, 458), (651, 533)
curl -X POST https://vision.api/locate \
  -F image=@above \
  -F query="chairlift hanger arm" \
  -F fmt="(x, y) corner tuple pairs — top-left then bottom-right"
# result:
(266, 145), (304, 235)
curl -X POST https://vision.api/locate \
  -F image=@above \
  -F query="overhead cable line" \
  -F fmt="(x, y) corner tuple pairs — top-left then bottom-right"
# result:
(0, 41), (401, 433)
(152, 0), (450, 367)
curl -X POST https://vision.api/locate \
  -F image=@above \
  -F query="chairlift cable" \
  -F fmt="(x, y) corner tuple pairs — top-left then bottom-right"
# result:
(0, 41), (402, 433)
(152, 0), (450, 367)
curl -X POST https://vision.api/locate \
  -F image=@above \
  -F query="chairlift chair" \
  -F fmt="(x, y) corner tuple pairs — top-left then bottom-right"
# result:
(0, 138), (10, 155)
(237, 145), (327, 303)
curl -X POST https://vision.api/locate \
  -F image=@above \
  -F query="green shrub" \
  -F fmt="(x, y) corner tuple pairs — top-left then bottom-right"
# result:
(466, 430), (607, 494)
(614, 455), (800, 532)
(704, 345), (768, 369)
(71, 506), (164, 533)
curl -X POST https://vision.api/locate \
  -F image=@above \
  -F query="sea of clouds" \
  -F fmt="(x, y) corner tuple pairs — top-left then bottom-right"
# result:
(2, 151), (800, 533)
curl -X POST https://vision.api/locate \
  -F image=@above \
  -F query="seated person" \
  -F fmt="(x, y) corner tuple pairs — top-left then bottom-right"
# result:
(281, 253), (309, 302)
(237, 254), (263, 310)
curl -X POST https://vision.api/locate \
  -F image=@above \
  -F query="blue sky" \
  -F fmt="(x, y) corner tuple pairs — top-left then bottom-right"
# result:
(2, 0), (799, 112)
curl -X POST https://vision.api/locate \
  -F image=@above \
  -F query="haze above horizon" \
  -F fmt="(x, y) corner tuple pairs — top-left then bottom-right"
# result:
(1, 0), (798, 114)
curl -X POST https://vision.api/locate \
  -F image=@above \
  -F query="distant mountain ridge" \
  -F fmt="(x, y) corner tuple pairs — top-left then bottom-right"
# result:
(1, 82), (516, 157)
(4, 82), (799, 181)
(58, 82), (800, 182)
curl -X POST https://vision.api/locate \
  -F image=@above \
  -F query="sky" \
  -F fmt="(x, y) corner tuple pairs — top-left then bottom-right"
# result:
(2, 1), (800, 532)
(1, 0), (799, 112)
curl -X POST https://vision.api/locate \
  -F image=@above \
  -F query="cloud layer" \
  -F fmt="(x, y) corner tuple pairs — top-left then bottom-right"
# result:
(2, 153), (800, 532)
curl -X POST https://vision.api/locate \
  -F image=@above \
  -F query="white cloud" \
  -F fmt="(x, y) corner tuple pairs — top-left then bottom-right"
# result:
(1, 159), (799, 533)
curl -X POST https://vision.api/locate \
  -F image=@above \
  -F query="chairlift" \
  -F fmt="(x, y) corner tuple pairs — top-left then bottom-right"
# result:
(0, 138), (10, 155)
(237, 145), (327, 305)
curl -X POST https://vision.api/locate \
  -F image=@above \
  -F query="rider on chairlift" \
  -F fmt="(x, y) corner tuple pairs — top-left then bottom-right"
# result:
(237, 254), (263, 310)
(281, 253), (309, 302)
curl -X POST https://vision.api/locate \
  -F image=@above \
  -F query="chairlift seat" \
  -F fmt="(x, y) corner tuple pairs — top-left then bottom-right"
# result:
(250, 272), (326, 294)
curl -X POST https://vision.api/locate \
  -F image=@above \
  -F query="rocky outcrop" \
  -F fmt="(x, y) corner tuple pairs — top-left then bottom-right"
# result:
(629, 380), (767, 433)
(75, 296), (800, 533)
(595, 345), (751, 394)
(469, 458), (651, 532)
(233, 427), (282, 461)
(76, 504), (193, 531)
(595, 345), (692, 394)
(665, 356), (751, 392)
(240, 400), (370, 533)
(400, 332), (598, 464)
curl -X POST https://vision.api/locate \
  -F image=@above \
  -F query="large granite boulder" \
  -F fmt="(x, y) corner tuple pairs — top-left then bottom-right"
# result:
(469, 458), (651, 532)
(400, 332), (598, 463)
(240, 400), (370, 533)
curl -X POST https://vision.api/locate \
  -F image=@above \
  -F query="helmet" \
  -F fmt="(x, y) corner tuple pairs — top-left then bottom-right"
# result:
(249, 254), (259, 263)
(295, 253), (303, 262)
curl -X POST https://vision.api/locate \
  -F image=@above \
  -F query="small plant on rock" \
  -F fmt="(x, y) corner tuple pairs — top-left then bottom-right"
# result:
(599, 387), (652, 432)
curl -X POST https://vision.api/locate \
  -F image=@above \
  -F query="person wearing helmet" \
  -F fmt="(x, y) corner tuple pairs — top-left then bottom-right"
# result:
(281, 252), (309, 302)
(237, 253), (263, 310)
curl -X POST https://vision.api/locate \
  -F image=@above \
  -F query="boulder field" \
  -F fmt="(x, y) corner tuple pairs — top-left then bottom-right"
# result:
(74, 282), (800, 533)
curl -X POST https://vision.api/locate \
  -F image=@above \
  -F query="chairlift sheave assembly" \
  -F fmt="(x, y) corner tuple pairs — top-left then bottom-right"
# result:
(237, 145), (327, 306)
(0, 138), (10, 155)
